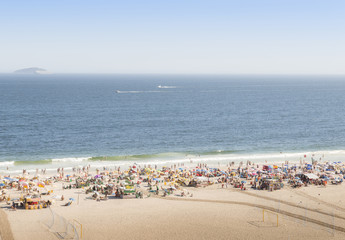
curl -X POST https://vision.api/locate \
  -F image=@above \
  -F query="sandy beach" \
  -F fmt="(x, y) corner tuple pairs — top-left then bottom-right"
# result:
(2, 0), (345, 239)
(1, 162), (345, 240)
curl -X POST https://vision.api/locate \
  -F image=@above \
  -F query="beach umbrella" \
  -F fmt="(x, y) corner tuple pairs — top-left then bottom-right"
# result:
(37, 182), (45, 188)
(52, 195), (62, 200)
(21, 182), (29, 189)
(0, 183), (5, 187)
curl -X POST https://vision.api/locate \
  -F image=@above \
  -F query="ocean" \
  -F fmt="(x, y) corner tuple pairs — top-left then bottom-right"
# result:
(1, 74), (345, 173)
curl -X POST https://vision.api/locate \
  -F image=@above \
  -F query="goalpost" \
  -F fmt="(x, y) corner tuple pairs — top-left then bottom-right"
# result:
(73, 219), (83, 240)
(262, 209), (279, 227)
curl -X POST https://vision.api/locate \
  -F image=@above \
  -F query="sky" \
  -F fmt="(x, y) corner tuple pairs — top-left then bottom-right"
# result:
(0, 0), (344, 74)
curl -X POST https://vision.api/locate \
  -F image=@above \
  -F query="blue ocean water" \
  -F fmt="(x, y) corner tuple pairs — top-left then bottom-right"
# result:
(1, 74), (345, 170)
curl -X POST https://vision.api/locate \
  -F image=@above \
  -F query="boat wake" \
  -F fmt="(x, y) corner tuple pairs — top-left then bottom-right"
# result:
(157, 85), (177, 89)
(116, 90), (171, 94)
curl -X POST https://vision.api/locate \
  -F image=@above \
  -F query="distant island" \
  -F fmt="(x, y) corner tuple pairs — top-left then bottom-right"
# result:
(14, 67), (49, 74)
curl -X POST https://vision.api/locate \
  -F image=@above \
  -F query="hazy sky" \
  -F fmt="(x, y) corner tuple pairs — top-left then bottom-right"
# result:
(1, 0), (344, 74)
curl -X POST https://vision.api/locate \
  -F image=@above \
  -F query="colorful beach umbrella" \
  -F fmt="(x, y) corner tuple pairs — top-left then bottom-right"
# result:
(37, 182), (45, 188)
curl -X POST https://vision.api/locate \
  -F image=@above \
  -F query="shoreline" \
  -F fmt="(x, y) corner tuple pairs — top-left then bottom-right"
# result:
(1, 149), (344, 175)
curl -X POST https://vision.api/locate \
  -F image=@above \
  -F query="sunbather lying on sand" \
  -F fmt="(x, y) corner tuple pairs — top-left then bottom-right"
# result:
(63, 201), (72, 206)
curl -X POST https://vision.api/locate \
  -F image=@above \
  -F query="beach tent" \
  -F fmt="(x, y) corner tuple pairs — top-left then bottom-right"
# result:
(194, 176), (208, 182)
(93, 191), (100, 196)
(304, 173), (319, 180)
(52, 195), (62, 200)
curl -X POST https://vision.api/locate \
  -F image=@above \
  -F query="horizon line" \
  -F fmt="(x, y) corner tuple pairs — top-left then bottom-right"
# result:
(2, 72), (345, 76)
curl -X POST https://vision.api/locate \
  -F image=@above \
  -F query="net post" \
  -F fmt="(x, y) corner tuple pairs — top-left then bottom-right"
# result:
(73, 219), (83, 239)
(263, 209), (265, 222)
(333, 209), (335, 237)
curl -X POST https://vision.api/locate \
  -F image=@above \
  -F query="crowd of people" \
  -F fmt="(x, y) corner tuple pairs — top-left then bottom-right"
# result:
(1, 159), (344, 210)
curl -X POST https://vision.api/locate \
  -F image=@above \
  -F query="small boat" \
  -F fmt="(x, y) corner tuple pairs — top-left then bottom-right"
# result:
(115, 90), (120, 93)
(157, 85), (176, 89)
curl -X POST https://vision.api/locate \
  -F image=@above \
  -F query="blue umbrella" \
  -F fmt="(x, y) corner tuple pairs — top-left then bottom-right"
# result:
(0, 183), (5, 187)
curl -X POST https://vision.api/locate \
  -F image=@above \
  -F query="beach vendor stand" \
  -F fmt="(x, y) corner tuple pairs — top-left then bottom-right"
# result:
(265, 179), (281, 191)
(259, 179), (282, 191)
(124, 185), (136, 194)
(24, 197), (43, 210)
(115, 184), (136, 199)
